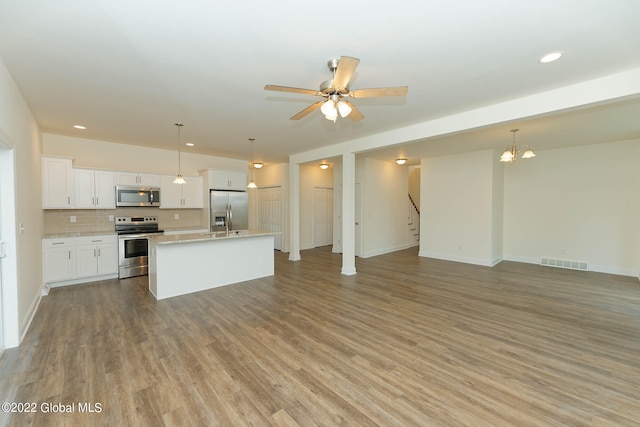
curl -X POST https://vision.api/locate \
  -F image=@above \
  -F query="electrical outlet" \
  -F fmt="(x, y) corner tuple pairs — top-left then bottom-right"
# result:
(108, 215), (114, 222)
(70, 216), (76, 223)
(174, 213), (179, 220)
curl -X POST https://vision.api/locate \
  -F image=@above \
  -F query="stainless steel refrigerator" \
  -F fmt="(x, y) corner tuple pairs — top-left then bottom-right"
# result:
(210, 190), (248, 232)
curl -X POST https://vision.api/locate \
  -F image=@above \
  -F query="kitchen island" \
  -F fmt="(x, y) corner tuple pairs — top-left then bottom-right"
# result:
(147, 230), (277, 300)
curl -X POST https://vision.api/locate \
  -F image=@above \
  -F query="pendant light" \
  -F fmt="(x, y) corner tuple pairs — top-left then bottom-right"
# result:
(247, 138), (257, 189)
(499, 129), (536, 163)
(173, 123), (186, 184)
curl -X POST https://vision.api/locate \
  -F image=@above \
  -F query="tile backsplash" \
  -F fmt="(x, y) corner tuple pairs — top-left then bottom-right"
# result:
(44, 208), (205, 235)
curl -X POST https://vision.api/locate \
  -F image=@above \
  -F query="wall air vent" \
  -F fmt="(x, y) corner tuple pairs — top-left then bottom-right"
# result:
(540, 257), (588, 272)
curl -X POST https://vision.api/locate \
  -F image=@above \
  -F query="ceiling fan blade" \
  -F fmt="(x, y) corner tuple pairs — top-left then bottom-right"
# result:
(349, 86), (408, 98)
(265, 85), (321, 96)
(332, 56), (360, 91)
(290, 101), (323, 120)
(345, 101), (364, 121)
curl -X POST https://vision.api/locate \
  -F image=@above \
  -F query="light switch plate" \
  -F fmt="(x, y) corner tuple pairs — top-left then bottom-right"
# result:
(70, 216), (76, 223)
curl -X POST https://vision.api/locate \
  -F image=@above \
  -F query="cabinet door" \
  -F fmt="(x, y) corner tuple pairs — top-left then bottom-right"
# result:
(43, 246), (75, 283)
(209, 171), (231, 190)
(42, 157), (74, 209)
(227, 172), (247, 191)
(182, 176), (204, 208)
(95, 170), (116, 208)
(74, 169), (96, 208)
(97, 242), (118, 275)
(159, 175), (184, 208)
(138, 173), (161, 187)
(76, 245), (98, 278)
(114, 172), (140, 186)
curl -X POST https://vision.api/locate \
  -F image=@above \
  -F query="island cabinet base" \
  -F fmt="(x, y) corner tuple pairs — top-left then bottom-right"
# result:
(148, 234), (274, 300)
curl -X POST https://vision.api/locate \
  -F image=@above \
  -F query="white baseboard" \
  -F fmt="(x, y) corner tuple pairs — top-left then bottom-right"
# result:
(418, 251), (497, 267)
(46, 273), (118, 288)
(359, 243), (416, 259)
(19, 282), (45, 343)
(502, 255), (638, 278)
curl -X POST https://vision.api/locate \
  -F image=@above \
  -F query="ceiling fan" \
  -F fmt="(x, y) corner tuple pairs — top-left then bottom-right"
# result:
(265, 56), (408, 122)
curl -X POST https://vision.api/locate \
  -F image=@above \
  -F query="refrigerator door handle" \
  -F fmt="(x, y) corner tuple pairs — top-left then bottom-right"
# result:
(229, 204), (233, 230)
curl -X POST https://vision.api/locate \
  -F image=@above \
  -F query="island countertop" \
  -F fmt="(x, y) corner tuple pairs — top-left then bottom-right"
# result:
(148, 229), (278, 245)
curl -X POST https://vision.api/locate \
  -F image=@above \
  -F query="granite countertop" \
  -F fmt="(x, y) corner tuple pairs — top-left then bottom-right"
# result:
(148, 229), (279, 245)
(43, 231), (117, 239)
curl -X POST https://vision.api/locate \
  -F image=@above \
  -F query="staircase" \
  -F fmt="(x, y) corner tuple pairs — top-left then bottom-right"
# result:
(408, 194), (420, 244)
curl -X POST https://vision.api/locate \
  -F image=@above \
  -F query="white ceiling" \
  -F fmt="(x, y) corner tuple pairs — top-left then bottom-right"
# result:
(1, 0), (640, 165)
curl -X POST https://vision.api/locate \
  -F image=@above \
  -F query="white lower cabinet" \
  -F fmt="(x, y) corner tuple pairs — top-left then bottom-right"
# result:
(75, 235), (118, 279)
(42, 238), (76, 283)
(43, 234), (118, 286)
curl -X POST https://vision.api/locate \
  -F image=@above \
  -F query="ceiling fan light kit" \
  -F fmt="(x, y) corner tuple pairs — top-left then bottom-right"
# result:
(265, 56), (408, 122)
(499, 129), (536, 163)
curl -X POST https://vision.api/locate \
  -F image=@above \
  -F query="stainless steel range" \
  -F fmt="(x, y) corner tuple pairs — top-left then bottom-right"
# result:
(115, 216), (164, 279)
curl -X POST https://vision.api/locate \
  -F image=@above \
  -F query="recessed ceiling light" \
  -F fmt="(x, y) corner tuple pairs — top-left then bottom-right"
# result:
(185, 142), (194, 146)
(73, 125), (86, 129)
(539, 51), (563, 63)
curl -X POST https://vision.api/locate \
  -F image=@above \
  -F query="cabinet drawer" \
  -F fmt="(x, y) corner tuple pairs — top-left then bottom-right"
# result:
(76, 234), (117, 246)
(42, 238), (74, 248)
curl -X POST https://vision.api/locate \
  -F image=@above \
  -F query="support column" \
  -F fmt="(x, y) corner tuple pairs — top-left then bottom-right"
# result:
(341, 152), (356, 275)
(288, 162), (301, 261)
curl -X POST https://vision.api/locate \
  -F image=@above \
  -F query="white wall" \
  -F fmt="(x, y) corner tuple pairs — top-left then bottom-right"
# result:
(43, 133), (248, 176)
(0, 57), (44, 347)
(408, 166), (421, 210)
(503, 139), (640, 276)
(358, 157), (412, 258)
(420, 149), (502, 266)
(491, 156), (504, 263)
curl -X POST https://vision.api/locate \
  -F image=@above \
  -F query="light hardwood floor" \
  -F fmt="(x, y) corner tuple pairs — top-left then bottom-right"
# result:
(1, 247), (639, 426)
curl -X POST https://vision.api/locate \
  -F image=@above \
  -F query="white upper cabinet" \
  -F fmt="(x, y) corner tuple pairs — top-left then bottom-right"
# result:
(74, 169), (115, 209)
(207, 170), (247, 191)
(115, 172), (161, 187)
(42, 156), (74, 209)
(160, 175), (203, 208)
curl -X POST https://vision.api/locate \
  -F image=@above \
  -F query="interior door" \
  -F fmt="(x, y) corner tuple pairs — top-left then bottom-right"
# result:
(0, 179), (4, 350)
(257, 186), (283, 251)
(355, 183), (362, 256)
(313, 187), (333, 247)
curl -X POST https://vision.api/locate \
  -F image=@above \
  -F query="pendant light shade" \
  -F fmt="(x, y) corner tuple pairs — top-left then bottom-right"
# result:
(247, 138), (258, 189)
(173, 123), (186, 184)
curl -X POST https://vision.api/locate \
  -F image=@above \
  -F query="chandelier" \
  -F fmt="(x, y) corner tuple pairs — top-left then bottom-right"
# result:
(499, 129), (536, 163)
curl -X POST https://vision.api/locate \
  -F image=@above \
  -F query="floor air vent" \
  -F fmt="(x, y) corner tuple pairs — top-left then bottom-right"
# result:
(540, 257), (588, 272)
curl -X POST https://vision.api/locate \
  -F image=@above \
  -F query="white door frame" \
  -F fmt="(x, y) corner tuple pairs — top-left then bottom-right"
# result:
(0, 143), (20, 348)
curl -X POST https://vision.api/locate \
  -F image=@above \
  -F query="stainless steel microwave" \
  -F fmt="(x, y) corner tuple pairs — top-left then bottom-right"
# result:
(115, 185), (160, 207)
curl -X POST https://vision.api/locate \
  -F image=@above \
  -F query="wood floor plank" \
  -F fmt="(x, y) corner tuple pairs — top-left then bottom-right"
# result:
(1, 247), (639, 426)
